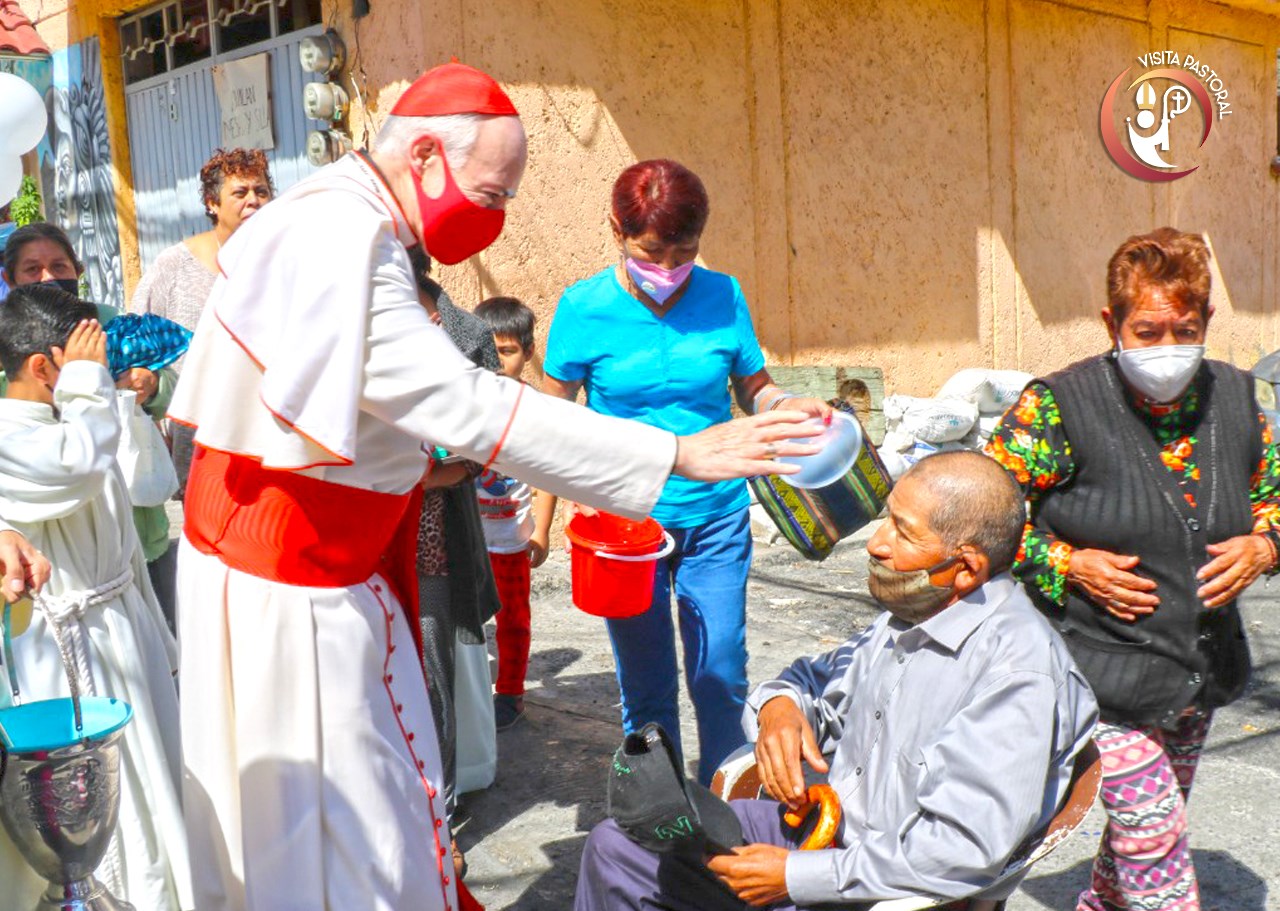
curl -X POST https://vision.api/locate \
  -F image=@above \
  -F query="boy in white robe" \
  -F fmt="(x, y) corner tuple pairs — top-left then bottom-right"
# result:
(0, 284), (193, 910)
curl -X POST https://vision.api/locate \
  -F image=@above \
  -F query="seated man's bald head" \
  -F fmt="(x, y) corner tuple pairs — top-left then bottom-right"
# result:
(900, 451), (1026, 574)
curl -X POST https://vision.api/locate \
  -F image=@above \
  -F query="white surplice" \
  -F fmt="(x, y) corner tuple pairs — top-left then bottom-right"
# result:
(169, 153), (677, 911)
(0, 361), (192, 910)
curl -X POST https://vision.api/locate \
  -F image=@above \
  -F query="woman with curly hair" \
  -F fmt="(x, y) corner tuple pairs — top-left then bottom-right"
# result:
(128, 149), (273, 619)
(131, 148), (273, 335)
(130, 148), (273, 475)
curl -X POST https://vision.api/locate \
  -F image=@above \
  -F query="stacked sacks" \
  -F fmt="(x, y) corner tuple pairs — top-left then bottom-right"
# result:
(878, 369), (1032, 479)
(936, 368), (1035, 415)
(878, 396), (978, 479)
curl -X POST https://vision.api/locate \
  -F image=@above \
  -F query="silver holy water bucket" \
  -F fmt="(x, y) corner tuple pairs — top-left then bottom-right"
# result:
(0, 598), (135, 911)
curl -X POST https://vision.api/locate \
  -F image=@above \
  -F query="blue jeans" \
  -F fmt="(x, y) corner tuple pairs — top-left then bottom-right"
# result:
(606, 507), (752, 785)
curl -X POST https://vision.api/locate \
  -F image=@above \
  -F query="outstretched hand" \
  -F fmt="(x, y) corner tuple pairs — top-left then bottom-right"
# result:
(673, 410), (821, 483)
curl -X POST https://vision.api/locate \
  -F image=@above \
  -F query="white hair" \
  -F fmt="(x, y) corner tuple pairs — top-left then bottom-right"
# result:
(374, 113), (483, 169)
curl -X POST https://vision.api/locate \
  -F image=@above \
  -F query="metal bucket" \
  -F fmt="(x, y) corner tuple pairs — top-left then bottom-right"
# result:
(0, 598), (136, 911)
(750, 401), (893, 561)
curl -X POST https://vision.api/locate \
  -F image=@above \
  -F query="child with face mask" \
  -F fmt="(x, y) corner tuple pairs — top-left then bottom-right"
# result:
(0, 284), (192, 910)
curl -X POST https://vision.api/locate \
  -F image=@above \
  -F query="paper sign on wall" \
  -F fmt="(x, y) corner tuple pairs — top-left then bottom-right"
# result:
(212, 53), (274, 150)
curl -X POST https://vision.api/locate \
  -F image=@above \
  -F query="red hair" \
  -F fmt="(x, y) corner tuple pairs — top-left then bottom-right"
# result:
(1106, 227), (1211, 323)
(611, 159), (709, 243)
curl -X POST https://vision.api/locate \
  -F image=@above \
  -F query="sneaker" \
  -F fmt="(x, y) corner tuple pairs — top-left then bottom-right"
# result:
(494, 694), (525, 731)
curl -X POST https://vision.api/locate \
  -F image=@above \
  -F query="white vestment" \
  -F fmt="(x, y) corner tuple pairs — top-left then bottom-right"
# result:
(169, 153), (676, 911)
(0, 361), (192, 910)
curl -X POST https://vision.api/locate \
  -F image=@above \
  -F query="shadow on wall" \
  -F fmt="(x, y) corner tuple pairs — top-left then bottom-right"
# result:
(1014, 223), (1241, 328)
(421, 0), (990, 358)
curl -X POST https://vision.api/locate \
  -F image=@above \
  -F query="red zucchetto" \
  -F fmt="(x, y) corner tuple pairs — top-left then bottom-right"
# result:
(390, 62), (518, 117)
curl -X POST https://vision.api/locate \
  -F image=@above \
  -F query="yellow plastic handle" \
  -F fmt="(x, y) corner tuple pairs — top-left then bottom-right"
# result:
(5, 596), (32, 638)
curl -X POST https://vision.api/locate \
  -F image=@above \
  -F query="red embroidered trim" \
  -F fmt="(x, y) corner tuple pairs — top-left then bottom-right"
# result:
(204, 309), (354, 468)
(348, 154), (416, 240)
(370, 582), (453, 911)
(481, 382), (525, 473)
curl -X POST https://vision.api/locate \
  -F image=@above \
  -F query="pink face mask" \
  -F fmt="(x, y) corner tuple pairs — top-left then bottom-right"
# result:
(625, 257), (695, 305)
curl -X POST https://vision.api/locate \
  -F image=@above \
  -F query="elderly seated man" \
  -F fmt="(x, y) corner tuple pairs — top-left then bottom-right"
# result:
(574, 450), (1098, 910)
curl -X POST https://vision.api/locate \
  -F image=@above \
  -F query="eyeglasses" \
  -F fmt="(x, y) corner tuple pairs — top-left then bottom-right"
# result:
(463, 184), (517, 209)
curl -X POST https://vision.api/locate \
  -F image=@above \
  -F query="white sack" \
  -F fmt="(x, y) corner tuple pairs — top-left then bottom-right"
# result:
(883, 395), (979, 444)
(936, 368), (1033, 415)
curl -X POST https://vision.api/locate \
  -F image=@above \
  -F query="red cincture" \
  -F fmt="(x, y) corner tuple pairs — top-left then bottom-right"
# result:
(184, 444), (426, 656)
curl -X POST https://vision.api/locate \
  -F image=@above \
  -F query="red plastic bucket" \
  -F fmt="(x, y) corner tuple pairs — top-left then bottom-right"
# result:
(565, 512), (675, 618)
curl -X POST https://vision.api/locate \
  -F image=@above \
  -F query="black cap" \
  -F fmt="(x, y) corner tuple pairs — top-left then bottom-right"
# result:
(606, 722), (745, 855)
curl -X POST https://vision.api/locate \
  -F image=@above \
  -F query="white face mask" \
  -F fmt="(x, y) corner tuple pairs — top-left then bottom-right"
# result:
(1115, 341), (1205, 404)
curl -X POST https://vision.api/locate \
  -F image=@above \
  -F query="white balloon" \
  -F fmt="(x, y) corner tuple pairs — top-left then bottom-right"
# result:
(0, 155), (22, 207)
(0, 73), (48, 156)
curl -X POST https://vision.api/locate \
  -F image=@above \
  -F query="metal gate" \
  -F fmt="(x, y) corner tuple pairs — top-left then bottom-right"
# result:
(124, 27), (323, 268)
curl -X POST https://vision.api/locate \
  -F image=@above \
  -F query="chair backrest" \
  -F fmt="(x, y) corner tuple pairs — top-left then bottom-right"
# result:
(709, 744), (766, 801)
(709, 739), (1103, 911)
(1011, 737), (1102, 871)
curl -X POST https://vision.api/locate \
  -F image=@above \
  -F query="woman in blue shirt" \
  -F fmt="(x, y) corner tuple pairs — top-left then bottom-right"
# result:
(544, 160), (830, 783)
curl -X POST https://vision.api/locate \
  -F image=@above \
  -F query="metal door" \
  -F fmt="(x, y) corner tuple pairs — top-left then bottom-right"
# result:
(124, 27), (323, 268)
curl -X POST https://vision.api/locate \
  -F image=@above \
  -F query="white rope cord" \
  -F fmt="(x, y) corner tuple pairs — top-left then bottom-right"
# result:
(30, 567), (134, 702)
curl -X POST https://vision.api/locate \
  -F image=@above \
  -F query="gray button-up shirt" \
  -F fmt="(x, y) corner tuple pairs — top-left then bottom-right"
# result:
(743, 574), (1098, 906)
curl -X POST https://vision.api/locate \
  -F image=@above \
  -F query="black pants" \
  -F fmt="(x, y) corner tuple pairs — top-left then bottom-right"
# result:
(419, 574), (458, 817)
(146, 544), (178, 635)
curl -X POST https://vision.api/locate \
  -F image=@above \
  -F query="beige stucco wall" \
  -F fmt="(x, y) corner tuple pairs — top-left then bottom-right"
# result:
(1006, 0), (1280, 379)
(21, 0), (1280, 395)
(326, 0), (1280, 395)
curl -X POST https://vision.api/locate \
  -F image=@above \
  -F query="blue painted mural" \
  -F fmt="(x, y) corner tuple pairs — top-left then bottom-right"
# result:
(40, 38), (124, 309)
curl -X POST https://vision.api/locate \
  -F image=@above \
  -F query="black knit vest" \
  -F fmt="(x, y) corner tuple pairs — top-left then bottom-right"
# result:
(1032, 355), (1256, 727)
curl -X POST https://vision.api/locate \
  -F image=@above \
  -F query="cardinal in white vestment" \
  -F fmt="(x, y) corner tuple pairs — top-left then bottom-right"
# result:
(170, 63), (816, 911)
(0, 288), (192, 910)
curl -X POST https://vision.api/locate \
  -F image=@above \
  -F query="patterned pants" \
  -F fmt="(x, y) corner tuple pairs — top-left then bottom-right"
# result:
(1078, 711), (1211, 911)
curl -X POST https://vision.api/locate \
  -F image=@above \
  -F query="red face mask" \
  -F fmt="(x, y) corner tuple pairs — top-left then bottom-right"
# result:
(412, 146), (505, 265)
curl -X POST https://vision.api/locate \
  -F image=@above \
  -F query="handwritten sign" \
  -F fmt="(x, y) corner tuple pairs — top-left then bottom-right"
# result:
(212, 53), (274, 150)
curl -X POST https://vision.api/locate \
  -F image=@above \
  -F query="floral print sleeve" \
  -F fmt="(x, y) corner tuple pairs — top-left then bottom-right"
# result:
(984, 382), (1077, 605)
(1249, 414), (1280, 537)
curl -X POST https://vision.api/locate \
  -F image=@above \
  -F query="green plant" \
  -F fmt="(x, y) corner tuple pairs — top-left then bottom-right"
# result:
(10, 175), (42, 226)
